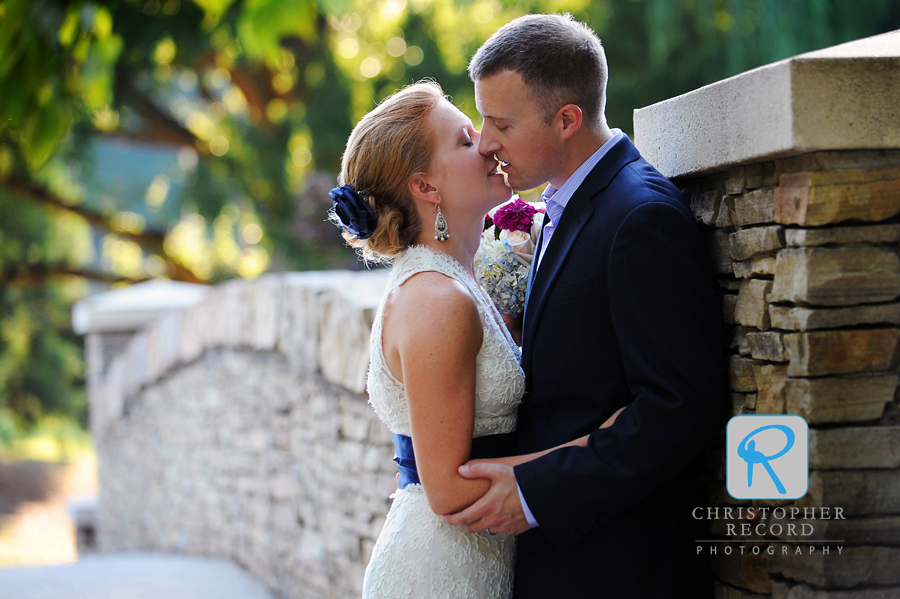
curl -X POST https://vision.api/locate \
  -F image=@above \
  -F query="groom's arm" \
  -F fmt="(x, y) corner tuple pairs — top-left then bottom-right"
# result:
(512, 198), (729, 548)
(443, 409), (625, 534)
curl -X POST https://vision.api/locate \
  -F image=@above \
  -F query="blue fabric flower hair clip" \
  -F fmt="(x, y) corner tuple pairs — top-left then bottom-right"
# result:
(330, 184), (377, 240)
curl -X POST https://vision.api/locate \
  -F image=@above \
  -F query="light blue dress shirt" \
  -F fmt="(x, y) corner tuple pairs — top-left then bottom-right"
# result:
(536, 129), (624, 270)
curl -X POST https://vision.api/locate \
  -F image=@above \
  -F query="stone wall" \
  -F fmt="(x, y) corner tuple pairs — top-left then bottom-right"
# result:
(682, 150), (900, 599)
(82, 271), (394, 599)
(636, 31), (900, 599)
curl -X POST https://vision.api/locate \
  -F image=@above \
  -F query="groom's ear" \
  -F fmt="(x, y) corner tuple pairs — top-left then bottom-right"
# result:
(557, 104), (583, 140)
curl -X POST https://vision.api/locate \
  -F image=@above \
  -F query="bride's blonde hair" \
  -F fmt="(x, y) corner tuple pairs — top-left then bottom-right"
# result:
(331, 81), (445, 262)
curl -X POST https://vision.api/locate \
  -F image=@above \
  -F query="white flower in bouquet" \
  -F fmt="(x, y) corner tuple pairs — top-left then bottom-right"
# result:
(475, 197), (545, 317)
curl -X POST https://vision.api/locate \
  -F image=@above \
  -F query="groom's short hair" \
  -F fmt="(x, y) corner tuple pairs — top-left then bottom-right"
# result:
(469, 13), (608, 129)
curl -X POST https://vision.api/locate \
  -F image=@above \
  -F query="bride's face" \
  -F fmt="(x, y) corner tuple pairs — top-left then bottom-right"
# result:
(426, 99), (512, 216)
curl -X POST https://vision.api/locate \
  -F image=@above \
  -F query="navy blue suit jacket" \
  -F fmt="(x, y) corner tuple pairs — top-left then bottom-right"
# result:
(512, 136), (729, 598)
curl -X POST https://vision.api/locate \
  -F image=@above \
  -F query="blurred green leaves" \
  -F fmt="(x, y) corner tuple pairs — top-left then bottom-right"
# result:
(237, 0), (318, 64)
(0, 0), (122, 171)
(0, 190), (90, 429)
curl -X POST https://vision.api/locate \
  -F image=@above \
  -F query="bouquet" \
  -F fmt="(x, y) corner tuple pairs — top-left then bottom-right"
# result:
(474, 197), (545, 317)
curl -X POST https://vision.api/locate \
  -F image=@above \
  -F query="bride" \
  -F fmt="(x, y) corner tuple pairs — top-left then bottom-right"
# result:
(329, 81), (617, 598)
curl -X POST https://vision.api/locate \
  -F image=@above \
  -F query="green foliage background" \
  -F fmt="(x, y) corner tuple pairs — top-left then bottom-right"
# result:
(0, 0), (898, 435)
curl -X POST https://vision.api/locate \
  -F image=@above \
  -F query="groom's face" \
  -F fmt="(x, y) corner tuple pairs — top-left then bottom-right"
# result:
(475, 70), (563, 191)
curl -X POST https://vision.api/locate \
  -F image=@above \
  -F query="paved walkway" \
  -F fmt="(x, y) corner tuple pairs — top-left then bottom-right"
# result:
(0, 552), (274, 599)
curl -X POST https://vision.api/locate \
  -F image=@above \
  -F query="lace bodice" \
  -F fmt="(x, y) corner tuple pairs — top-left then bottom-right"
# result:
(367, 245), (524, 438)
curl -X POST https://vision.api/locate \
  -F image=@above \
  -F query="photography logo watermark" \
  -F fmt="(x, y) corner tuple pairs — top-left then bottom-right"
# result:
(726, 415), (808, 500)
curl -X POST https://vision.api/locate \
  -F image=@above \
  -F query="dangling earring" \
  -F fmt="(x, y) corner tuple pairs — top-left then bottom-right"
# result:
(434, 205), (450, 241)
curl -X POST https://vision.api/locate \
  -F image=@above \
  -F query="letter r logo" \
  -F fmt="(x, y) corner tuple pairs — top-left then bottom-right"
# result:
(726, 415), (808, 500)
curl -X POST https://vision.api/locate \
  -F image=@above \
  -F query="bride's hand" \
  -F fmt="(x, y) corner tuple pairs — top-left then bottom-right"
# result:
(600, 407), (626, 429)
(501, 314), (523, 346)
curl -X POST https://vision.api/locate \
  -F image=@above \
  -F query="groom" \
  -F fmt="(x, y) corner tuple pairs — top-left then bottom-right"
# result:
(444, 14), (729, 598)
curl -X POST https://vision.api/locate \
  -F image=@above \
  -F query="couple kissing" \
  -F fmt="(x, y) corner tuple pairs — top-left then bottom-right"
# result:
(328, 12), (729, 599)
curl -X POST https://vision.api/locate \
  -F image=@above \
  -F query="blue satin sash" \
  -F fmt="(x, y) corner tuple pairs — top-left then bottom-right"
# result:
(391, 431), (517, 490)
(391, 432), (420, 489)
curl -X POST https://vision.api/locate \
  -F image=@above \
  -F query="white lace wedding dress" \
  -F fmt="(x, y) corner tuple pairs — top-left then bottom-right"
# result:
(362, 245), (526, 599)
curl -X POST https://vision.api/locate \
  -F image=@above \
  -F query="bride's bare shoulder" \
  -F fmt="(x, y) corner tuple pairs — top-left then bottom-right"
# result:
(385, 271), (481, 341)
(394, 270), (475, 308)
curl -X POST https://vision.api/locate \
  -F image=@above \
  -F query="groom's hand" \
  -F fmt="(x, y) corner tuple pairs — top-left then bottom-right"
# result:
(443, 462), (532, 535)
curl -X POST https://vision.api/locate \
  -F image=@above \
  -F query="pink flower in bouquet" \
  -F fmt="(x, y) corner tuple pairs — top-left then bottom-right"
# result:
(492, 198), (537, 233)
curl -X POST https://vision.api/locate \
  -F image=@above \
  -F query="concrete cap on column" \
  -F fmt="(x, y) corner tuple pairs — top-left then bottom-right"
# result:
(72, 279), (210, 334)
(633, 30), (900, 179)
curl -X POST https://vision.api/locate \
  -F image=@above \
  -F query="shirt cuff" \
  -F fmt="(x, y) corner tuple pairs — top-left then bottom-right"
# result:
(517, 483), (539, 528)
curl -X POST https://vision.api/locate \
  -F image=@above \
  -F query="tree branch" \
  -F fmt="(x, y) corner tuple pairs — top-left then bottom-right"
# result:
(4, 177), (205, 284)
(115, 73), (200, 147)
(1, 263), (149, 286)
(7, 176), (167, 248)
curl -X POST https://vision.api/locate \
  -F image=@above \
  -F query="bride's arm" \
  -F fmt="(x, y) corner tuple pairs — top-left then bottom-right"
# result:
(472, 407), (626, 468)
(384, 272), (493, 516)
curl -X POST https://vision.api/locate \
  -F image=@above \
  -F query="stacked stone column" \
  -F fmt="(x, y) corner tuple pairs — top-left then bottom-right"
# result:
(681, 152), (900, 598)
(635, 30), (900, 599)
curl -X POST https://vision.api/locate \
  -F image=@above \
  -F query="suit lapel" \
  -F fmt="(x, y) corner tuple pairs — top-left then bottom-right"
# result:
(521, 136), (642, 376)
(521, 195), (593, 374)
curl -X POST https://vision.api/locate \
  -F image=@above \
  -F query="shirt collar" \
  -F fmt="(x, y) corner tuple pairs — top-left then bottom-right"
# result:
(541, 128), (624, 220)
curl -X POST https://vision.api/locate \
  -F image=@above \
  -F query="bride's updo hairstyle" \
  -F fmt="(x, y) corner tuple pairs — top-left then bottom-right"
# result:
(330, 81), (445, 262)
